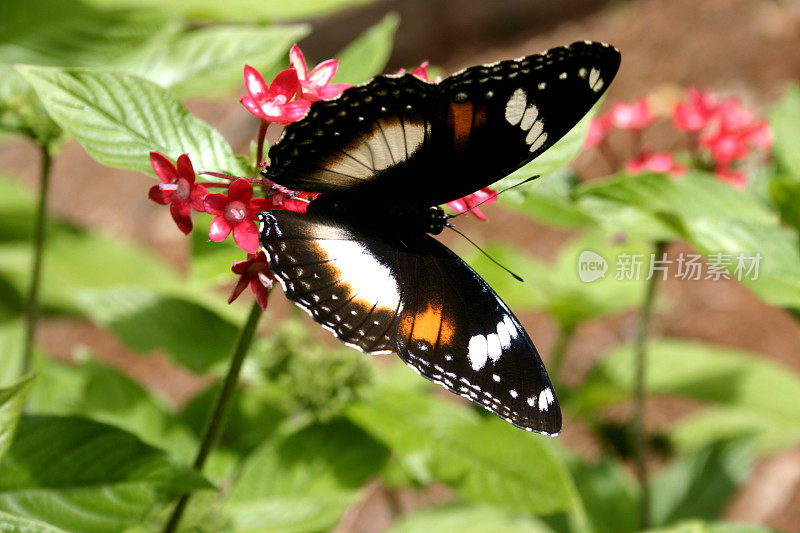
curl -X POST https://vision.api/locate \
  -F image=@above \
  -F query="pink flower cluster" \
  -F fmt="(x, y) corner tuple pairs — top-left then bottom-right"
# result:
(147, 47), (489, 309)
(585, 89), (772, 187)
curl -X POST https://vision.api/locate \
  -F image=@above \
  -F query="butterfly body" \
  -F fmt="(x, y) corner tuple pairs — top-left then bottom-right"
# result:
(259, 41), (621, 434)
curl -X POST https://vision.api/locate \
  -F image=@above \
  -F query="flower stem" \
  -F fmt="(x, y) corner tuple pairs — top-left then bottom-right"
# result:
(256, 119), (268, 167)
(22, 144), (53, 376)
(162, 300), (263, 533)
(548, 323), (574, 379)
(633, 240), (666, 530)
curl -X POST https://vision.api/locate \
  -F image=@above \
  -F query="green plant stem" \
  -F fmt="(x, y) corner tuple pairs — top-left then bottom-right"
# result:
(162, 300), (263, 533)
(633, 240), (666, 530)
(548, 323), (574, 378)
(22, 144), (53, 376)
(256, 119), (268, 166)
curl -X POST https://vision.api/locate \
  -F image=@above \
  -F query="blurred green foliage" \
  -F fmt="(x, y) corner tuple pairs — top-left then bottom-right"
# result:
(1, 0), (799, 531)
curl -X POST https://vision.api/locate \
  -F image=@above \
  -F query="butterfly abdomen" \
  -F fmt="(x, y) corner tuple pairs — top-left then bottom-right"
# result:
(307, 196), (447, 236)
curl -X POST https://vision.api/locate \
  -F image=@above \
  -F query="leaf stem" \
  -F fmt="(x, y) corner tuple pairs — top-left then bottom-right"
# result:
(162, 300), (263, 533)
(256, 119), (268, 167)
(633, 240), (666, 530)
(549, 323), (574, 379)
(22, 144), (53, 376)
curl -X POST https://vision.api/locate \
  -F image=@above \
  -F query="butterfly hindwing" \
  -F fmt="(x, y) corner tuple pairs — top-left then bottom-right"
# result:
(259, 210), (561, 434)
(267, 41), (620, 206)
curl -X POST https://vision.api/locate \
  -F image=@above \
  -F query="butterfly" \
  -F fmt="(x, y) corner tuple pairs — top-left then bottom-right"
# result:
(258, 41), (620, 435)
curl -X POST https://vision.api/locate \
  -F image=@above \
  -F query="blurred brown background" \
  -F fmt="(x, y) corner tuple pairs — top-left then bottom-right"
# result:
(2, 0), (800, 530)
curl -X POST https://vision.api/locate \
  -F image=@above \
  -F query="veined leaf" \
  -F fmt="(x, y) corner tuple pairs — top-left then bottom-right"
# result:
(119, 24), (310, 98)
(770, 84), (800, 180)
(0, 415), (212, 533)
(16, 66), (244, 176)
(83, 0), (376, 22)
(335, 13), (400, 85)
(0, 376), (33, 466)
(347, 385), (580, 517)
(0, 510), (67, 533)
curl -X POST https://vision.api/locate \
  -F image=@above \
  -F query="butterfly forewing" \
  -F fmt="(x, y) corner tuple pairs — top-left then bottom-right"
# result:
(259, 210), (561, 434)
(268, 41), (620, 206)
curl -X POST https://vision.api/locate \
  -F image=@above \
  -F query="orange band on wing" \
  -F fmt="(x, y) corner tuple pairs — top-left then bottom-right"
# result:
(447, 102), (474, 150)
(400, 303), (455, 347)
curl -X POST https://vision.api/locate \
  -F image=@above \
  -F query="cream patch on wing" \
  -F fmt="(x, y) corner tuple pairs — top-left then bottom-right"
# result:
(314, 238), (401, 312)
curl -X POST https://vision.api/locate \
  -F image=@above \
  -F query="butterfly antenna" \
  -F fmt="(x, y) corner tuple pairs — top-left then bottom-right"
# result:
(445, 175), (540, 220)
(447, 225), (524, 282)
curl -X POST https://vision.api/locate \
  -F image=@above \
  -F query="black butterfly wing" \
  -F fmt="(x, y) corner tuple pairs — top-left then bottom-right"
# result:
(268, 41), (620, 207)
(258, 210), (561, 435)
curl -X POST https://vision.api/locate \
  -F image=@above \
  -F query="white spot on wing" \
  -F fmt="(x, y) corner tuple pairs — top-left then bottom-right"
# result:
(538, 387), (555, 411)
(503, 315), (518, 339)
(510, 389), (518, 399)
(487, 333), (501, 362)
(497, 320), (511, 349)
(520, 104), (539, 131)
(527, 396), (536, 407)
(589, 67), (603, 92)
(505, 88), (527, 125)
(467, 334), (488, 370)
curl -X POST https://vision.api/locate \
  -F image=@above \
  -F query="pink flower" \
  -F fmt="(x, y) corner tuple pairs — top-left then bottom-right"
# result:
(396, 62), (431, 82)
(673, 88), (719, 132)
(625, 151), (686, 176)
(609, 97), (656, 130)
(240, 65), (311, 124)
(701, 128), (750, 166)
(204, 179), (270, 253)
(148, 152), (209, 235)
(289, 45), (351, 102)
(745, 120), (772, 151)
(714, 166), (746, 188)
(229, 252), (275, 310)
(716, 98), (756, 131)
(585, 113), (612, 149)
(446, 187), (497, 220)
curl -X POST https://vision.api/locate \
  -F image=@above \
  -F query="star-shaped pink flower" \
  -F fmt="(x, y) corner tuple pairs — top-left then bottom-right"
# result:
(240, 65), (311, 125)
(289, 45), (351, 102)
(147, 152), (209, 234)
(609, 97), (656, 130)
(203, 179), (269, 253)
(229, 252), (275, 310)
(625, 151), (686, 176)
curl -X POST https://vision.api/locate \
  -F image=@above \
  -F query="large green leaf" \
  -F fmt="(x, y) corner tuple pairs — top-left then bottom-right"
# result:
(222, 418), (388, 532)
(647, 521), (775, 533)
(84, 0), (376, 22)
(577, 172), (800, 310)
(568, 456), (639, 533)
(0, 511), (67, 533)
(650, 439), (756, 527)
(0, 0), (173, 142)
(119, 24), (310, 98)
(574, 339), (800, 450)
(0, 322), (24, 387)
(769, 84), (800, 180)
(0, 376), (33, 466)
(16, 66), (244, 176)
(0, 415), (212, 533)
(334, 13), (400, 85)
(388, 504), (554, 533)
(347, 385), (580, 518)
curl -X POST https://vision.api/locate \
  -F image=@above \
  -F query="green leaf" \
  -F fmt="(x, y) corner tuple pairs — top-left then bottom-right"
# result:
(72, 288), (239, 373)
(568, 456), (638, 533)
(120, 24), (310, 98)
(334, 13), (400, 85)
(0, 510), (67, 533)
(0, 376), (33, 466)
(577, 172), (800, 310)
(650, 439), (756, 527)
(15, 66), (244, 176)
(0, 0), (173, 143)
(647, 521), (775, 533)
(347, 385), (580, 517)
(769, 84), (800, 180)
(574, 339), (800, 450)
(84, 0), (376, 22)
(0, 415), (212, 533)
(464, 232), (648, 329)
(0, 322), (24, 387)
(389, 504), (554, 533)
(223, 418), (388, 532)
(768, 176), (800, 231)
